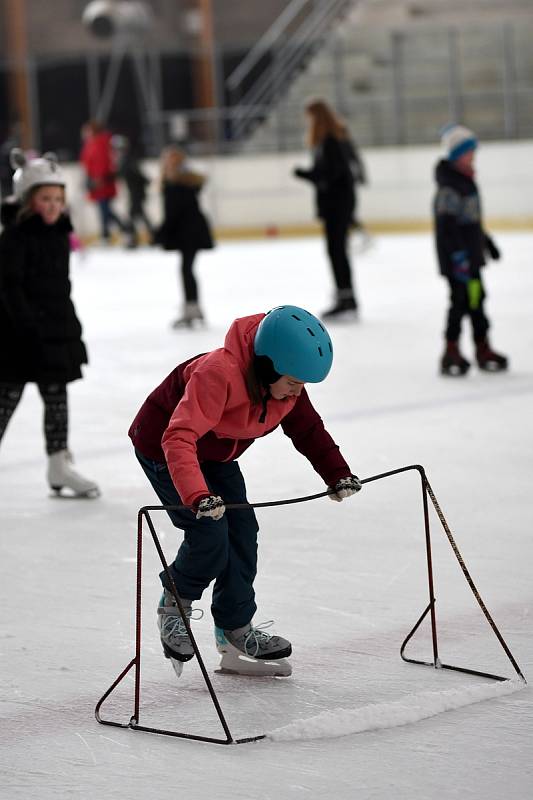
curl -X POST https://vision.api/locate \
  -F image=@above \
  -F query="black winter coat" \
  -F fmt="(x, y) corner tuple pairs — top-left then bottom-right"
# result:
(155, 180), (214, 252)
(433, 159), (496, 279)
(295, 135), (356, 222)
(117, 153), (149, 206)
(0, 208), (88, 383)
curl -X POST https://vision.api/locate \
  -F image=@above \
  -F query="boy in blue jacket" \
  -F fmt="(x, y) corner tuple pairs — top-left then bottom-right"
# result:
(433, 124), (508, 376)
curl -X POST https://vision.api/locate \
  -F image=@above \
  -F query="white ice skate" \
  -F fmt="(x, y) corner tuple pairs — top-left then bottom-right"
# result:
(47, 450), (100, 498)
(171, 302), (205, 330)
(214, 621), (292, 677)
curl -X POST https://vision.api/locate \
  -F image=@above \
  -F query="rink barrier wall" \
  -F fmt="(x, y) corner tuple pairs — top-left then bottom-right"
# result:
(95, 463), (526, 746)
(57, 139), (533, 241)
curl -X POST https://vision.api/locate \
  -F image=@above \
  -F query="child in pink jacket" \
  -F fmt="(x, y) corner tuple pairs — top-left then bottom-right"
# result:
(129, 305), (361, 677)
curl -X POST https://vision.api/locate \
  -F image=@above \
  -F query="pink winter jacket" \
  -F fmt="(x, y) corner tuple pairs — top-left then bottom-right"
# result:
(129, 314), (351, 507)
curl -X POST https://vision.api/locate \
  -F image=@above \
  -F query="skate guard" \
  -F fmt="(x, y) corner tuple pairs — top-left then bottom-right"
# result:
(215, 643), (292, 677)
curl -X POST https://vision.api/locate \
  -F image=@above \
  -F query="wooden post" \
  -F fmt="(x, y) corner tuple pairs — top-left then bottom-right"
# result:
(188, 0), (217, 149)
(4, 0), (33, 149)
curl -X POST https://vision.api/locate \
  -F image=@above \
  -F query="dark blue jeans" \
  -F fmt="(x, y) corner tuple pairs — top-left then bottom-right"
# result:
(97, 198), (129, 239)
(135, 451), (258, 630)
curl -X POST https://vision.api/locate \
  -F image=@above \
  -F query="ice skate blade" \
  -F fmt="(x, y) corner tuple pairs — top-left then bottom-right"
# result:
(215, 653), (292, 677)
(440, 365), (469, 377)
(50, 486), (101, 499)
(322, 310), (359, 324)
(166, 657), (184, 679)
(478, 362), (508, 373)
(171, 318), (205, 330)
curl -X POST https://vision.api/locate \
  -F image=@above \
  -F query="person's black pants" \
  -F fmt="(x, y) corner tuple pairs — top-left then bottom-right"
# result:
(445, 278), (489, 342)
(179, 249), (199, 303)
(324, 216), (354, 296)
(0, 382), (68, 454)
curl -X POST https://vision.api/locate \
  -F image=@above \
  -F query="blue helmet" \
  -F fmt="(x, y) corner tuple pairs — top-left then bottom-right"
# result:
(254, 305), (333, 383)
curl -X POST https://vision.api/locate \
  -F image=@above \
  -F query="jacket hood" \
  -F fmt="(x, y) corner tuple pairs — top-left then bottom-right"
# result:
(18, 212), (73, 235)
(0, 201), (72, 232)
(435, 158), (474, 190)
(0, 198), (20, 227)
(222, 313), (265, 373)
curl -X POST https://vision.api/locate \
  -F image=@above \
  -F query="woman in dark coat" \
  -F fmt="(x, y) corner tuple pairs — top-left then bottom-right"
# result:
(0, 149), (99, 496)
(154, 145), (214, 328)
(294, 98), (361, 318)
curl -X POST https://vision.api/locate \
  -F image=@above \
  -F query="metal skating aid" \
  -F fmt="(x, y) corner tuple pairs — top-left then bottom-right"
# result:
(96, 467), (526, 745)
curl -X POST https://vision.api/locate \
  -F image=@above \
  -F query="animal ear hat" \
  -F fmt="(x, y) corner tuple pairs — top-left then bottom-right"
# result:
(10, 148), (65, 200)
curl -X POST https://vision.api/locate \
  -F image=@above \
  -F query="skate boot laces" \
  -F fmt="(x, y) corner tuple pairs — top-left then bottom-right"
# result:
(160, 607), (203, 643)
(242, 620), (276, 657)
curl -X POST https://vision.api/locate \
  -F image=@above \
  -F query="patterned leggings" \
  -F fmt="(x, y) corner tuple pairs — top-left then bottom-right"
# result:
(0, 382), (68, 455)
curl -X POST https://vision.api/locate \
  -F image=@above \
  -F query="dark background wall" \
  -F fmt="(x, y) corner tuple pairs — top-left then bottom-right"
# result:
(0, 0), (290, 158)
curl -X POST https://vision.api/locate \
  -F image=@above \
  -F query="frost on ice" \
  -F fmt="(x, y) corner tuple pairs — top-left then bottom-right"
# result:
(267, 679), (526, 742)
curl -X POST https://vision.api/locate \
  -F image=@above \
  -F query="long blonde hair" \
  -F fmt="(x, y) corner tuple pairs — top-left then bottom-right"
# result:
(305, 99), (348, 147)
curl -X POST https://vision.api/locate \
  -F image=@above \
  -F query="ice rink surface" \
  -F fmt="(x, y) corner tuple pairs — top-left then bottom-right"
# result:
(1, 232), (532, 799)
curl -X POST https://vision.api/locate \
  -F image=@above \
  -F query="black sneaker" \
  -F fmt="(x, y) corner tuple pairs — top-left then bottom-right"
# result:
(322, 297), (358, 318)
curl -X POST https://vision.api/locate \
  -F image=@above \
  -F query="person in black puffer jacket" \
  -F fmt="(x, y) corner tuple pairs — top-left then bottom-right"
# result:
(154, 145), (214, 329)
(0, 149), (99, 496)
(434, 124), (508, 376)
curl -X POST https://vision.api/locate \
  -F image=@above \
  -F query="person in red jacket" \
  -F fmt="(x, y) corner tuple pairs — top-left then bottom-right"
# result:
(79, 120), (131, 245)
(129, 305), (361, 678)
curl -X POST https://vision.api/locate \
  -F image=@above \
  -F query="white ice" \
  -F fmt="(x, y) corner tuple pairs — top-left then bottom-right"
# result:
(1, 232), (532, 799)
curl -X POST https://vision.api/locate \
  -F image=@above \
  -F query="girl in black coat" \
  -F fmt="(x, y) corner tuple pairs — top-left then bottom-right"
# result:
(154, 146), (214, 328)
(294, 98), (361, 318)
(0, 149), (99, 496)
(434, 125), (508, 376)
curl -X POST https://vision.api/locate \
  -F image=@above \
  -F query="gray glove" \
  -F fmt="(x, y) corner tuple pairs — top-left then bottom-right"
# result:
(328, 476), (362, 502)
(196, 495), (225, 520)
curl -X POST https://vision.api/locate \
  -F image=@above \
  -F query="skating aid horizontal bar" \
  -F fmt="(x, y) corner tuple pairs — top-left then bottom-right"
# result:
(95, 463), (526, 745)
(136, 463), (426, 516)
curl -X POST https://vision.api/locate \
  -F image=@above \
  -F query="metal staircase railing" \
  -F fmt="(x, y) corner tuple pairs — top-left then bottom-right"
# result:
(225, 0), (357, 142)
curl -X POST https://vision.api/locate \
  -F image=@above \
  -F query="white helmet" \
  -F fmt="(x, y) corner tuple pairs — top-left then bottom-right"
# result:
(10, 148), (66, 202)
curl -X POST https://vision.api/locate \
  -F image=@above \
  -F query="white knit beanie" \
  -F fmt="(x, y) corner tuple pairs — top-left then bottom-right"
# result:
(440, 124), (477, 161)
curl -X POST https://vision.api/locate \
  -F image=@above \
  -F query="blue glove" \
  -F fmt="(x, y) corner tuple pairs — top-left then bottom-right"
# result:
(451, 250), (471, 283)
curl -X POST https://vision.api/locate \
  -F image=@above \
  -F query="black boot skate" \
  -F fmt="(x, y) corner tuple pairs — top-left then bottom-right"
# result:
(322, 293), (358, 319)
(440, 342), (470, 376)
(475, 339), (509, 372)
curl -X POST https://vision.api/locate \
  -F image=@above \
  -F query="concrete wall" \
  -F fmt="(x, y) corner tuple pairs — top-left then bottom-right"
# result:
(64, 139), (533, 240)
